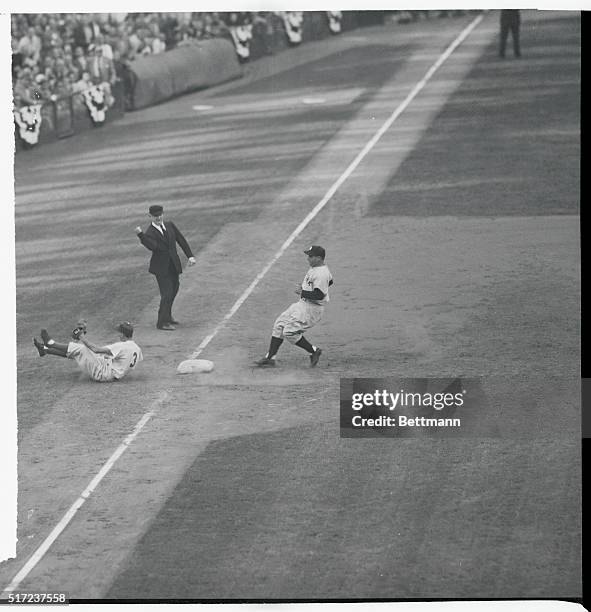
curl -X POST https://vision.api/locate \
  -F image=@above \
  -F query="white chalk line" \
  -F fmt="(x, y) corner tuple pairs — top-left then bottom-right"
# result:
(2, 392), (168, 595)
(3, 14), (483, 595)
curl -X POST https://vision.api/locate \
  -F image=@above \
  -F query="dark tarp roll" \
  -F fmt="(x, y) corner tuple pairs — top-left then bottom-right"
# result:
(129, 38), (243, 109)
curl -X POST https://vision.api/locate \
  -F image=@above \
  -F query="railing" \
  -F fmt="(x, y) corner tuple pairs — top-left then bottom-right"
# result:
(14, 80), (126, 151)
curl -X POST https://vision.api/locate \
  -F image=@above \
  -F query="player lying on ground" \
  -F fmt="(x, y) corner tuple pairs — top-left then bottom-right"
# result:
(255, 245), (333, 368)
(33, 321), (143, 382)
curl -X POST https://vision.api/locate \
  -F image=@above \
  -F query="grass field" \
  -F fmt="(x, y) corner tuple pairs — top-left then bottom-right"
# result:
(3, 10), (581, 601)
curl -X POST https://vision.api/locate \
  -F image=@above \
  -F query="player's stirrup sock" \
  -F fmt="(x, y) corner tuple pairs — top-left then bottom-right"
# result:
(295, 336), (315, 354)
(45, 346), (69, 358)
(266, 336), (283, 359)
(41, 331), (69, 353)
(47, 341), (70, 353)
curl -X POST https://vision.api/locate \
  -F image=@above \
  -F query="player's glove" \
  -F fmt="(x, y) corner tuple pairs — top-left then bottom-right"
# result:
(71, 320), (88, 340)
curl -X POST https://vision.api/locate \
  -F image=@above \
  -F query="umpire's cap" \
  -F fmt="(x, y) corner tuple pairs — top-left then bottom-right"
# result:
(117, 321), (134, 338)
(149, 204), (164, 216)
(304, 245), (325, 259)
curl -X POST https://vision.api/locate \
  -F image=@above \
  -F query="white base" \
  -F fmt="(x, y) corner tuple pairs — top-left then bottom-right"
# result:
(177, 359), (215, 374)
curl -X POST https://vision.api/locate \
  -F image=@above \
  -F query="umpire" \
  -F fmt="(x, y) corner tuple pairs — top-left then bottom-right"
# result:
(135, 205), (196, 331)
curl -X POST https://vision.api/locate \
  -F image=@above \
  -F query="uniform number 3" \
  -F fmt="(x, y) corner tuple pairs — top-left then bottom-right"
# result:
(130, 353), (138, 368)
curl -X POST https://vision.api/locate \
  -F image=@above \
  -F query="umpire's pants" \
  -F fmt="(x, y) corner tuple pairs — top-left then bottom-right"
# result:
(500, 16), (521, 57)
(155, 262), (180, 327)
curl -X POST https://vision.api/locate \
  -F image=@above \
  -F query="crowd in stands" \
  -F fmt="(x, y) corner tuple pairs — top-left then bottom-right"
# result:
(11, 12), (248, 109)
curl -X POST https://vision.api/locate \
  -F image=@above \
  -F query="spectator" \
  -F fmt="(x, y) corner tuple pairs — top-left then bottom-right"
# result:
(207, 13), (229, 38)
(113, 49), (137, 109)
(89, 44), (116, 83)
(94, 33), (114, 60)
(41, 55), (56, 78)
(88, 44), (116, 105)
(73, 14), (100, 52)
(148, 20), (162, 38)
(141, 34), (155, 55)
(63, 48), (75, 73)
(107, 22), (129, 59)
(110, 13), (128, 24)
(54, 75), (72, 99)
(138, 30), (155, 55)
(152, 33), (167, 54)
(160, 13), (179, 48)
(35, 73), (52, 99)
(12, 36), (24, 79)
(14, 68), (42, 107)
(18, 26), (42, 67)
(72, 46), (87, 73)
(60, 16), (76, 47)
(72, 70), (92, 93)
(53, 57), (67, 80)
(174, 24), (194, 47)
(41, 27), (54, 56)
(254, 12), (275, 55)
(127, 27), (144, 55)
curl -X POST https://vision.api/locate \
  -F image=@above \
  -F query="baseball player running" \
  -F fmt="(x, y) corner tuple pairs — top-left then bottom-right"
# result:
(255, 245), (333, 368)
(33, 321), (143, 382)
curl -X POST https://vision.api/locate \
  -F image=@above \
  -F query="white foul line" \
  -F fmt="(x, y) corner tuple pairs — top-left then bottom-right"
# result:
(1, 392), (168, 596)
(3, 14), (483, 595)
(188, 13), (483, 360)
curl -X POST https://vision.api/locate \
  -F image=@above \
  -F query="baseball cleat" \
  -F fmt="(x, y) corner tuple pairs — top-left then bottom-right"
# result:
(254, 357), (276, 368)
(310, 348), (322, 367)
(40, 328), (52, 345)
(33, 337), (46, 357)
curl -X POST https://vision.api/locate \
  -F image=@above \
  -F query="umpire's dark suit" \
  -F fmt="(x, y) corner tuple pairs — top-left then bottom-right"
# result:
(499, 9), (521, 58)
(138, 222), (194, 328)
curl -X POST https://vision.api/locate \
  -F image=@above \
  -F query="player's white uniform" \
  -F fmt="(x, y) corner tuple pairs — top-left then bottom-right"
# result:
(67, 340), (143, 382)
(272, 264), (333, 343)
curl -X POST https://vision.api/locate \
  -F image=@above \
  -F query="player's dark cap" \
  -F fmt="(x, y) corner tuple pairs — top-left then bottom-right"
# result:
(149, 205), (164, 216)
(304, 245), (325, 258)
(117, 321), (134, 338)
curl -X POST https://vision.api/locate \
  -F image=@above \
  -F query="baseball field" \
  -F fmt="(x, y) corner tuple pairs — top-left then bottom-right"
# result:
(3, 10), (581, 601)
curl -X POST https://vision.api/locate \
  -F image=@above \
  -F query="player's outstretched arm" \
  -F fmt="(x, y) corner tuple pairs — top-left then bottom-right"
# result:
(80, 335), (114, 356)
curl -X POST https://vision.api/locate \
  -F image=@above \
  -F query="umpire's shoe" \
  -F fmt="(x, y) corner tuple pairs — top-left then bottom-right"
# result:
(33, 337), (46, 357)
(310, 348), (322, 367)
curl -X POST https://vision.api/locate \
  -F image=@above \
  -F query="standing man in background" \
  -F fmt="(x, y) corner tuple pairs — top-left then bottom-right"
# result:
(135, 205), (196, 331)
(499, 9), (521, 59)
